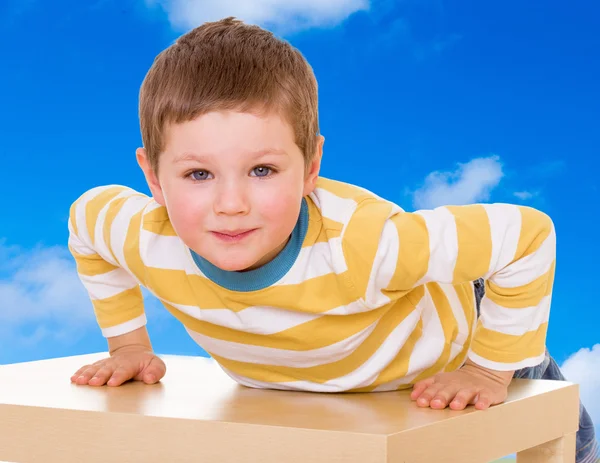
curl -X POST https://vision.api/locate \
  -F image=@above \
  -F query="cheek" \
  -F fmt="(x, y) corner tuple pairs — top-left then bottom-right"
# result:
(164, 188), (208, 233)
(257, 190), (302, 229)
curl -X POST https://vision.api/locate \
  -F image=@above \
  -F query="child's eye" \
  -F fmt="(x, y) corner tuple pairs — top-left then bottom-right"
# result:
(189, 170), (213, 181)
(251, 166), (272, 177)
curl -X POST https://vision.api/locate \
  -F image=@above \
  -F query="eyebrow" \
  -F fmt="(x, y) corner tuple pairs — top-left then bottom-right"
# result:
(174, 148), (288, 163)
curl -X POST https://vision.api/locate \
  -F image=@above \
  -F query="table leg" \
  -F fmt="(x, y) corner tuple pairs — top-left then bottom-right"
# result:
(516, 433), (577, 463)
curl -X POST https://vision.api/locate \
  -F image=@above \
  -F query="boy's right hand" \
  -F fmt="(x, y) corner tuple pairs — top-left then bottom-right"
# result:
(70, 346), (166, 387)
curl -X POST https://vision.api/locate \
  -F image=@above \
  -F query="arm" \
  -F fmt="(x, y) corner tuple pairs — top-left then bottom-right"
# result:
(68, 185), (151, 338)
(68, 186), (166, 385)
(107, 325), (153, 355)
(342, 199), (556, 372)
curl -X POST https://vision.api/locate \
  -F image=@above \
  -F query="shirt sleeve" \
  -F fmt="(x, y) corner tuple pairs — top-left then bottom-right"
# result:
(68, 185), (152, 338)
(342, 198), (556, 371)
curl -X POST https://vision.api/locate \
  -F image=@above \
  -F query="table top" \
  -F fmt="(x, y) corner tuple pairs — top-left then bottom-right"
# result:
(0, 352), (576, 436)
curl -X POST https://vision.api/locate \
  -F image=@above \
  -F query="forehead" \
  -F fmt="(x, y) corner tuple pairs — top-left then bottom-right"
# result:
(163, 110), (296, 153)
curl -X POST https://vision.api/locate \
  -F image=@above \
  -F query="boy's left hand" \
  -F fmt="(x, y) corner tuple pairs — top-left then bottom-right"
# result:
(410, 358), (514, 411)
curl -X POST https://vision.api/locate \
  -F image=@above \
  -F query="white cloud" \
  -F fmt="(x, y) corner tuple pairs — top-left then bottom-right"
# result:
(0, 242), (93, 326)
(412, 155), (504, 210)
(0, 240), (167, 351)
(145, 0), (369, 34)
(514, 191), (535, 200)
(560, 344), (600, 430)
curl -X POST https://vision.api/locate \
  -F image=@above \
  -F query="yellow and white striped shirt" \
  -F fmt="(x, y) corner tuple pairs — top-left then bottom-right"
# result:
(68, 176), (555, 392)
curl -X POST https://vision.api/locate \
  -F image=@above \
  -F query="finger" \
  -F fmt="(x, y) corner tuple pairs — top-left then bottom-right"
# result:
(430, 383), (464, 409)
(449, 387), (479, 410)
(416, 383), (444, 408)
(75, 365), (101, 385)
(142, 357), (166, 384)
(71, 364), (92, 382)
(88, 365), (116, 386)
(107, 366), (134, 387)
(410, 377), (435, 400)
(474, 389), (494, 410)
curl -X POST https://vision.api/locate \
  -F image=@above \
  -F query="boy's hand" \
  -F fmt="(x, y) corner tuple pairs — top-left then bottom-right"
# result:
(410, 359), (514, 410)
(70, 346), (166, 387)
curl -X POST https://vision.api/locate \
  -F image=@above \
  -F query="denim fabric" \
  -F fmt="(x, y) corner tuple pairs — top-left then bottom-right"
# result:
(473, 278), (599, 463)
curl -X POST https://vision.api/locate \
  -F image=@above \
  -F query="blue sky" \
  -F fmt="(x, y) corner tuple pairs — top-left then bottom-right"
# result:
(0, 0), (598, 428)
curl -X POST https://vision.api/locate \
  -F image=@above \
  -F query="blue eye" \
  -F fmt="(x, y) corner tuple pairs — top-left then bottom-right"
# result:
(251, 166), (271, 177)
(190, 170), (212, 181)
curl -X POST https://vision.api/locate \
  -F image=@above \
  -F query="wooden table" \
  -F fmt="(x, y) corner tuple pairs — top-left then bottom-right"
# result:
(0, 352), (579, 462)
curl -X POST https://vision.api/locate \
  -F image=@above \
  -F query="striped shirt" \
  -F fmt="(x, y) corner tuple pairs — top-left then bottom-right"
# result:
(68, 176), (555, 392)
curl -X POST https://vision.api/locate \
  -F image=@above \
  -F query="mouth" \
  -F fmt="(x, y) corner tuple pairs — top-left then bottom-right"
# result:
(211, 229), (257, 242)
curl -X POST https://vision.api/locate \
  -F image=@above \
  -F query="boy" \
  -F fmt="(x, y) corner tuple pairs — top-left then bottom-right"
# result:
(68, 17), (598, 462)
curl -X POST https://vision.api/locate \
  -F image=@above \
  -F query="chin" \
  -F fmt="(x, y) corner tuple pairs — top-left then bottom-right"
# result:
(211, 255), (259, 272)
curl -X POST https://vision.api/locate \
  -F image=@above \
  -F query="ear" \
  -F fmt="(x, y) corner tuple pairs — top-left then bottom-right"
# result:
(303, 135), (324, 196)
(136, 148), (166, 206)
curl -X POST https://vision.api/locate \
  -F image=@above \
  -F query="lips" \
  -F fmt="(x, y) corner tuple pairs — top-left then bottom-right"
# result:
(214, 229), (253, 236)
(211, 229), (256, 242)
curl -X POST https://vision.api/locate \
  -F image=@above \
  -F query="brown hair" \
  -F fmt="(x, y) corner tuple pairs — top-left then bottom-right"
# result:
(139, 17), (320, 173)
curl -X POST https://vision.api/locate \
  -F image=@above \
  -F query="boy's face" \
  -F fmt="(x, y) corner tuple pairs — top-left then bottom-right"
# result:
(137, 110), (323, 272)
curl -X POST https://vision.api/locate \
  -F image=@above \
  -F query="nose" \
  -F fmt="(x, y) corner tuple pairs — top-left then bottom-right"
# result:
(213, 180), (249, 216)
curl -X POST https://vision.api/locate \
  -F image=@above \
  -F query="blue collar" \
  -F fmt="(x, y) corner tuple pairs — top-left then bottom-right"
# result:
(190, 198), (309, 292)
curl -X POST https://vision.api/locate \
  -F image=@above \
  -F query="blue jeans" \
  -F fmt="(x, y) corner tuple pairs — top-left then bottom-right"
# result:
(474, 279), (598, 463)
